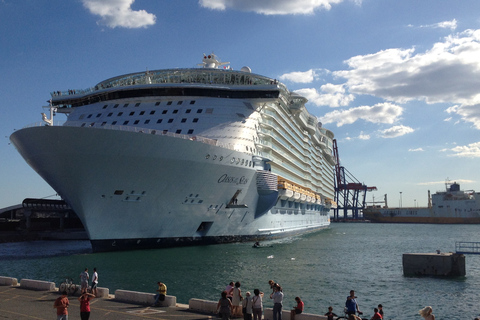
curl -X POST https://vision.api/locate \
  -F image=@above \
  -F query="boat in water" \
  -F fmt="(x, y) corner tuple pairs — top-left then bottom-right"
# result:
(10, 54), (336, 252)
(364, 181), (480, 224)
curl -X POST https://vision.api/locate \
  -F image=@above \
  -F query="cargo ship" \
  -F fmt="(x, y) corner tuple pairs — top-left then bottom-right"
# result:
(364, 181), (480, 223)
(10, 54), (336, 252)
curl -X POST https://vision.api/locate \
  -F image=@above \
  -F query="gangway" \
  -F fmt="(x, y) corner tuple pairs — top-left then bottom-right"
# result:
(455, 241), (480, 254)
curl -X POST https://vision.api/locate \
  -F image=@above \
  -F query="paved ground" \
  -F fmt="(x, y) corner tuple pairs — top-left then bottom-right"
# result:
(0, 285), (217, 320)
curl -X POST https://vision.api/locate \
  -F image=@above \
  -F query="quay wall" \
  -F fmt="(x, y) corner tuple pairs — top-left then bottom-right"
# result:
(402, 252), (465, 276)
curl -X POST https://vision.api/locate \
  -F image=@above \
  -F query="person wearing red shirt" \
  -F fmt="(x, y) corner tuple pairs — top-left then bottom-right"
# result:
(53, 291), (69, 320)
(290, 296), (304, 319)
(78, 292), (95, 320)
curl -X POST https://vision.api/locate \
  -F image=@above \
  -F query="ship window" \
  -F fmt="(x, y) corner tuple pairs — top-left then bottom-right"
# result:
(103, 104), (108, 109)
(112, 121), (117, 125)
(157, 119), (163, 123)
(197, 109), (203, 113)
(162, 110), (167, 114)
(117, 112), (123, 116)
(114, 104), (119, 108)
(163, 130), (168, 133)
(129, 112), (135, 116)
(206, 154), (210, 159)
(167, 101), (172, 105)
(114, 190), (124, 195)
(177, 101), (183, 105)
(188, 129), (194, 134)
(190, 101), (196, 105)
(87, 114), (92, 118)
(193, 118), (199, 123)
(123, 120), (129, 125)
(107, 113), (113, 117)
(150, 110), (155, 115)
(134, 120), (139, 124)
(186, 109), (191, 113)
(206, 108), (213, 114)
(219, 156), (223, 161)
(81, 123), (86, 127)
(155, 102), (161, 106)
(231, 158), (235, 163)
(144, 119), (150, 124)
(181, 118), (187, 123)
(123, 103), (129, 108)
(135, 103), (141, 107)
(101, 122), (106, 126)
(168, 119), (173, 123)
(139, 111), (145, 115)
(176, 129), (182, 134)
(96, 113), (102, 117)
(173, 109), (179, 114)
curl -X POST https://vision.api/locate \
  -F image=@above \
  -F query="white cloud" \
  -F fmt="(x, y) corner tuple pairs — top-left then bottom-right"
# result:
(418, 19), (457, 31)
(408, 147), (424, 152)
(82, 0), (156, 28)
(417, 179), (474, 186)
(279, 69), (317, 83)
(446, 103), (480, 129)
(319, 102), (403, 126)
(334, 29), (480, 107)
(295, 83), (355, 107)
(448, 141), (480, 158)
(199, 0), (345, 15)
(379, 125), (414, 138)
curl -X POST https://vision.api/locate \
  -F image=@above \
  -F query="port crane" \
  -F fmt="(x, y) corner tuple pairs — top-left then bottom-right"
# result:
(332, 139), (377, 220)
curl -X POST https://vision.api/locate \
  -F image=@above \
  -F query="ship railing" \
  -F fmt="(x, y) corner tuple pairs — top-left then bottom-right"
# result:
(455, 241), (480, 254)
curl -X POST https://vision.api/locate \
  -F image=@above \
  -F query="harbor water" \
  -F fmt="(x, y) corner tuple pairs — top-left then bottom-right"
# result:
(1, 223), (479, 320)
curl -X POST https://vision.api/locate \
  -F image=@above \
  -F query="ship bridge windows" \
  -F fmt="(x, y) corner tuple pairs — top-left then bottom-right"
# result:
(188, 129), (194, 134)
(107, 113), (113, 117)
(155, 102), (161, 106)
(114, 104), (119, 108)
(87, 114), (92, 118)
(144, 119), (150, 124)
(168, 119), (174, 123)
(186, 109), (191, 113)
(150, 110), (155, 115)
(135, 102), (141, 107)
(177, 101), (183, 105)
(117, 112), (123, 116)
(129, 111), (135, 116)
(123, 120), (129, 125)
(134, 120), (139, 125)
(190, 100), (196, 105)
(162, 110), (167, 114)
(173, 109), (179, 114)
(139, 111), (145, 115)
(112, 121), (117, 125)
(96, 113), (101, 117)
(156, 119), (162, 123)
(167, 101), (172, 105)
(181, 118), (187, 123)
(176, 129), (182, 134)
(103, 104), (108, 109)
(197, 109), (203, 113)
(123, 103), (129, 108)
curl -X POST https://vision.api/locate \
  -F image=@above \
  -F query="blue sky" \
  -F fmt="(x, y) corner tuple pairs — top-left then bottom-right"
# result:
(1, 0), (480, 210)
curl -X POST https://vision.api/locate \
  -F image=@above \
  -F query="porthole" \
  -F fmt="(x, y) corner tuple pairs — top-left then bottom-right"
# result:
(219, 156), (224, 161)
(236, 158), (240, 164)
(213, 155), (217, 160)
(241, 159), (244, 165)
(206, 154), (210, 159)
(231, 157), (235, 163)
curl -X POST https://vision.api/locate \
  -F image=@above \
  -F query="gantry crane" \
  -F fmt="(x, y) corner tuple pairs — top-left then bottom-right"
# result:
(332, 139), (377, 220)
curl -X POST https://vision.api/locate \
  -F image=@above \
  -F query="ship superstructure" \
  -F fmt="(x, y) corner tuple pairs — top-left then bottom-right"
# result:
(11, 54), (336, 251)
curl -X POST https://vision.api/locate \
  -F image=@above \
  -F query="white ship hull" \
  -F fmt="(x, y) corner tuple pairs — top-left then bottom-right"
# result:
(11, 126), (330, 251)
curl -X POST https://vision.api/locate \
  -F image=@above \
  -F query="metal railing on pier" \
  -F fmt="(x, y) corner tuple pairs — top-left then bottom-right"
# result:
(455, 241), (480, 254)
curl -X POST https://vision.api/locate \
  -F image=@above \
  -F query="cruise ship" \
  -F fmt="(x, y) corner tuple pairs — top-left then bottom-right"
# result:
(364, 181), (480, 224)
(10, 54), (336, 252)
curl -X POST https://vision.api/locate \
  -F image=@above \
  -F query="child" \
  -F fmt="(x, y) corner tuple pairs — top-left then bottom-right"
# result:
(370, 307), (382, 320)
(324, 306), (338, 320)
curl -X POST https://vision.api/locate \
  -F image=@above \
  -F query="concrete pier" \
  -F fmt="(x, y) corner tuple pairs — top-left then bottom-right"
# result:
(0, 276), (333, 320)
(402, 252), (465, 276)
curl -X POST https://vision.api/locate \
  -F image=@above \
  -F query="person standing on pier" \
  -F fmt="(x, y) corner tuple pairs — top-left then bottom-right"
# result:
(53, 291), (69, 320)
(217, 290), (233, 320)
(252, 289), (264, 320)
(91, 268), (98, 297)
(242, 291), (253, 320)
(78, 292), (95, 320)
(345, 290), (362, 316)
(270, 284), (284, 320)
(80, 268), (89, 294)
(418, 306), (435, 320)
